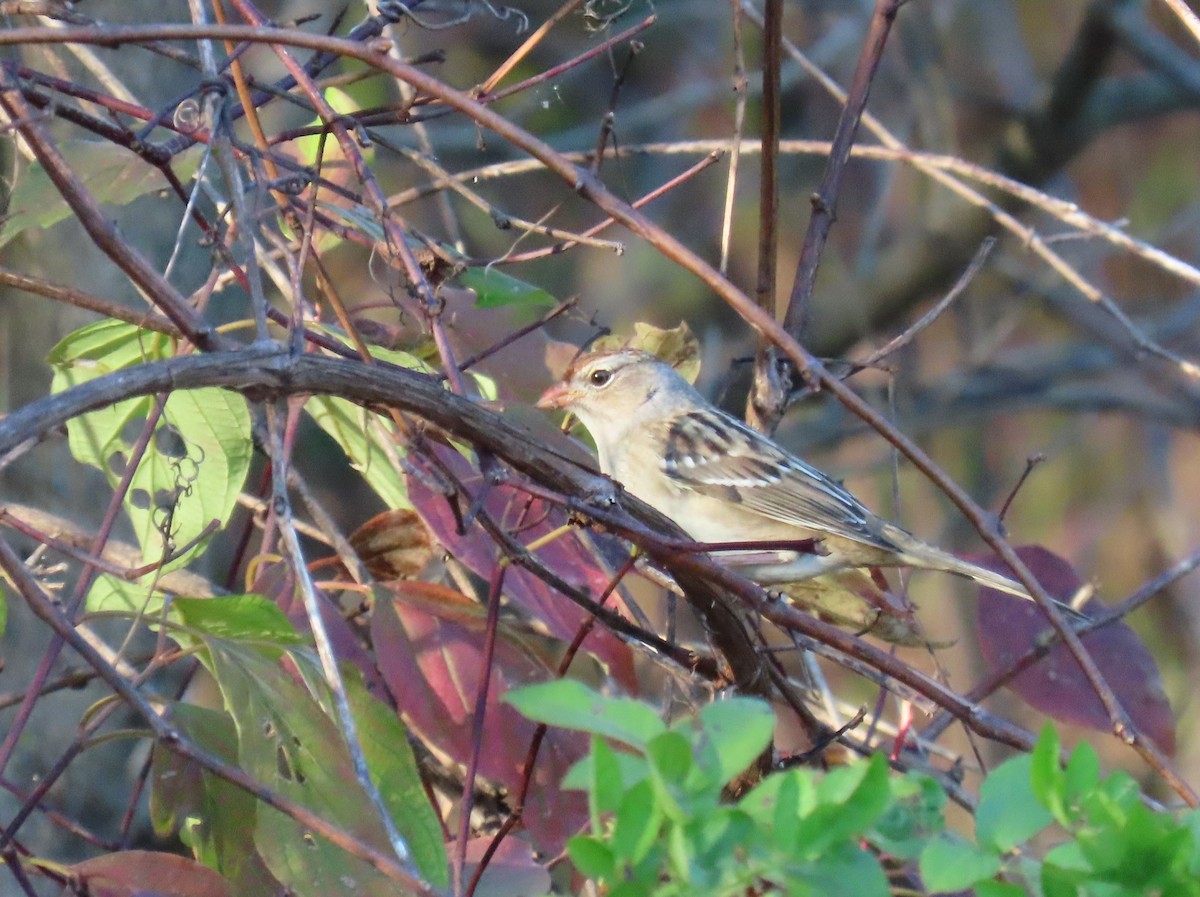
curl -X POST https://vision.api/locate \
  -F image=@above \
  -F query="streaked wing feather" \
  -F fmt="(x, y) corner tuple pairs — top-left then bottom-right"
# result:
(664, 409), (895, 550)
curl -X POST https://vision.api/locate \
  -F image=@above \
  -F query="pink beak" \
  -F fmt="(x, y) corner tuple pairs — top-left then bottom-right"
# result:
(535, 382), (577, 410)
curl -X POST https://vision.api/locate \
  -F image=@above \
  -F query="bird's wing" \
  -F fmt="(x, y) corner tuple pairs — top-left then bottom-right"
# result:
(663, 408), (896, 550)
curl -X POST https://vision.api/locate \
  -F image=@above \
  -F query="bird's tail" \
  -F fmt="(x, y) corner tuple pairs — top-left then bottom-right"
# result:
(882, 525), (1085, 618)
(924, 549), (1032, 600)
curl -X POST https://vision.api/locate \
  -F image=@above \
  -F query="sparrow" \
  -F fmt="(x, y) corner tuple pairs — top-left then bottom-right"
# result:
(536, 348), (1039, 603)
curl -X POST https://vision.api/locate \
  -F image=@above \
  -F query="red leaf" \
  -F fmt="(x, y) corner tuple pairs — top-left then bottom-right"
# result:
(974, 546), (1176, 755)
(372, 583), (588, 854)
(407, 445), (637, 691)
(66, 852), (231, 897)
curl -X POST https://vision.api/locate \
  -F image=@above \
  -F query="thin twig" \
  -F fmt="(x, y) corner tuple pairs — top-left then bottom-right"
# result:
(781, 0), (904, 345)
(1158, 0), (1200, 47)
(857, 237), (997, 369)
(720, 0), (748, 276)
(266, 399), (417, 871)
(755, 0), (782, 315)
(456, 296), (578, 373)
(454, 565), (505, 897)
(501, 151), (721, 265)
(996, 454), (1046, 524)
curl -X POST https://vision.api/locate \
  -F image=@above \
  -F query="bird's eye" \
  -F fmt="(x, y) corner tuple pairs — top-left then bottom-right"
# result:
(588, 368), (613, 387)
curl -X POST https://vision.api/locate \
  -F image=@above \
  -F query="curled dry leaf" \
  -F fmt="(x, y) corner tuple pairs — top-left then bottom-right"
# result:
(350, 509), (434, 580)
(775, 566), (933, 647)
(591, 320), (701, 384)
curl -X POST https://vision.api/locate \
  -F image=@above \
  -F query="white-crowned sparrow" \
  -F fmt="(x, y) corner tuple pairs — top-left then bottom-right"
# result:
(537, 348), (1036, 602)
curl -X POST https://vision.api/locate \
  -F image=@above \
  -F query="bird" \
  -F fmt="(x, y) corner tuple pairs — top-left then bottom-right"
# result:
(536, 348), (1041, 604)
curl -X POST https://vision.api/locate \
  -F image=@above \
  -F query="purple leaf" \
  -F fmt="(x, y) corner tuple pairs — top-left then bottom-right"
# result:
(975, 546), (1175, 755)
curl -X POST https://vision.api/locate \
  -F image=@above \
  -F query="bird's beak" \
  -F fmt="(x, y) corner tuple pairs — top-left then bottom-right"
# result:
(535, 382), (577, 410)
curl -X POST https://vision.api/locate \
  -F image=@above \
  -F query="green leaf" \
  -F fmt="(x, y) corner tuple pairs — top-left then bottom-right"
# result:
(86, 573), (165, 617)
(665, 819), (692, 884)
(693, 698), (774, 786)
(567, 835), (615, 880)
(590, 737), (625, 820)
(1063, 740), (1101, 816)
(306, 397), (411, 509)
(150, 703), (281, 894)
(85, 573), (190, 633)
(814, 755), (876, 804)
(645, 731), (695, 822)
(204, 640), (409, 897)
(974, 879), (1030, 897)
(458, 267), (557, 308)
(341, 667), (450, 887)
(1042, 854), (1090, 897)
(564, 748), (648, 793)
(871, 773), (945, 860)
(769, 768), (801, 851)
(1044, 840), (1089, 872)
(1031, 724), (1067, 822)
(471, 368), (499, 402)
(607, 882), (653, 897)
(647, 731), (694, 786)
(1074, 822), (1126, 877)
(788, 840), (890, 897)
(47, 317), (172, 367)
(277, 647), (447, 886)
(976, 753), (1054, 851)
(314, 200), (385, 242)
(795, 754), (891, 852)
(1097, 801), (1189, 883)
(2, 142), (204, 248)
(296, 88), (372, 167)
(303, 327), (431, 375)
(174, 595), (306, 645)
(610, 779), (662, 865)
(1087, 770), (1141, 825)
(1104, 770), (1143, 812)
(691, 808), (754, 870)
(48, 320), (251, 572)
(505, 680), (665, 748)
(739, 767), (817, 828)
(919, 835), (1002, 892)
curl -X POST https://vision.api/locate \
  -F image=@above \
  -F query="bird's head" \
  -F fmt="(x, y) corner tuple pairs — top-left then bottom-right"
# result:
(536, 349), (697, 435)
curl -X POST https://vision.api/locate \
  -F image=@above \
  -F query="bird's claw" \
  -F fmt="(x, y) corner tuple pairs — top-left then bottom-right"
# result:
(581, 480), (620, 507)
